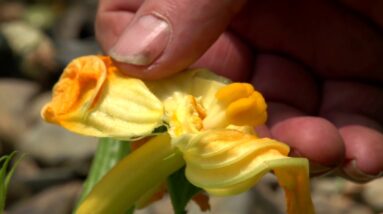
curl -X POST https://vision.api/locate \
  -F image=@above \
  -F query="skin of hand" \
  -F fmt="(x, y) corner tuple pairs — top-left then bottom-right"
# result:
(95, 0), (383, 182)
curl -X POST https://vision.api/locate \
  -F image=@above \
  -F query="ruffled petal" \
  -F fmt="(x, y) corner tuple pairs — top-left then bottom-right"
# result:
(41, 55), (164, 139)
(176, 130), (315, 214)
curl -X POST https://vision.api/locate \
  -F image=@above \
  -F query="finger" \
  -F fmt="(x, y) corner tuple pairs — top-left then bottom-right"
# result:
(96, 0), (252, 81)
(105, 0), (246, 79)
(338, 0), (383, 28)
(250, 54), (345, 174)
(321, 81), (383, 123)
(251, 54), (320, 114)
(337, 121), (383, 182)
(267, 104), (345, 175)
(191, 32), (253, 82)
(95, 0), (143, 52)
(231, 0), (383, 82)
(321, 81), (383, 181)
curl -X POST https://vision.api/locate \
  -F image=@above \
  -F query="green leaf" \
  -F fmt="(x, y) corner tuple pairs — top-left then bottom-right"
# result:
(76, 138), (132, 210)
(0, 152), (24, 214)
(167, 167), (202, 214)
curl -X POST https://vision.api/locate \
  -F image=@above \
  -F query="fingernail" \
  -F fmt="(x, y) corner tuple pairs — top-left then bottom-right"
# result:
(288, 149), (335, 176)
(309, 161), (334, 176)
(109, 15), (170, 66)
(342, 160), (382, 183)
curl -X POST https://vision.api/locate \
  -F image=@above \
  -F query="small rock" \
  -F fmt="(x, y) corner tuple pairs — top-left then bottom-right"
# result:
(0, 21), (58, 81)
(53, 2), (97, 41)
(248, 174), (285, 214)
(312, 176), (344, 196)
(24, 92), (51, 125)
(208, 192), (252, 214)
(342, 180), (364, 198)
(7, 156), (40, 203)
(0, 2), (25, 22)
(135, 174), (284, 214)
(22, 167), (79, 192)
(0, 79), (39, 144)
(312, 176), (375, 214)
(17, 91), (97, 165)
(13, 156), (40, 178)
(24, 4), (56, 30)
(18, 121), (97, 166)
(55, 39), (100, 67)
(362, 178), (383, 211)
(9, 156), (82, 204)
(135, 192), (255, 214)
(7, 181), (82, 214)
(313, 194), (373, 214)
(53, 2), (100, 67)
(135, 196), (173, 214)
(11, 157), (79, 193)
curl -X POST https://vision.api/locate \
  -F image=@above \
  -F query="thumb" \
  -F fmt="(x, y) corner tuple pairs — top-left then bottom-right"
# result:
(102, 0), (246, 79)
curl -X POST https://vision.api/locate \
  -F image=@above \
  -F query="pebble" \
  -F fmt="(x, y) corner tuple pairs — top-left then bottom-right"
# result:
(7, 181), (82, 214)
(135, 174), (284, 214)
(362, 178), (383, 211)
(0, 79), (38, 145)
(0, 21), (58, 80)
(312, 176), (375, 214)
(17, 91), (97, 165)
(18, 121), (97, 166)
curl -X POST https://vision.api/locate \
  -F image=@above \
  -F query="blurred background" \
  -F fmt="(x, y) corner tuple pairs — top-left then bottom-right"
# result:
(0, 0), (382, 213)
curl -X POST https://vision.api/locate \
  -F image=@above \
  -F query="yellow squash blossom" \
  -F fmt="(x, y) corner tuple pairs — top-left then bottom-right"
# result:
(41, 55), (164, 139)
(41, 55), (315, 214)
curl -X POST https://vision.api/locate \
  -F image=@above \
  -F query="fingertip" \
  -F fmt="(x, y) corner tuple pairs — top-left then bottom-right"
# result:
(192, 32), (253, 81)
(338, 160), (382, 183)
(95, 1), (136, 54)
(323, 112), (383, 181)
(251, 54), (320, 114)
(339, 125), (383, 176)
(104, 0), (247, 79)
(270, 115), (345, 167)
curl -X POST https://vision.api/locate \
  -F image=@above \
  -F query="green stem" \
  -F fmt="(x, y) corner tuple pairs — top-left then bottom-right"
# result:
(167, 168), (201, 214)
(76, 134), (185, 214)
(76, 138), (132, 207)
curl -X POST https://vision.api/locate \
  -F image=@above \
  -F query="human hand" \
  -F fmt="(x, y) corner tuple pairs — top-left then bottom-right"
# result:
(95, 0), (383, 182)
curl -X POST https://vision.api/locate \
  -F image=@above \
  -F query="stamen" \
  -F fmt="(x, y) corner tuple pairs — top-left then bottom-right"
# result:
(215, 83), (267, 127)
(166, 95), (206, 136)
(215, 83), (254, 104)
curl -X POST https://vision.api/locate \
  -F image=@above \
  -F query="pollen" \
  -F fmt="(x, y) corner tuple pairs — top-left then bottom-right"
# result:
(166, 95), (206, 136)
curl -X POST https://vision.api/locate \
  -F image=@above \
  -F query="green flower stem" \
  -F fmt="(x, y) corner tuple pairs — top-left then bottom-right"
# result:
(167, 168), (202, 214)
(76, 134), (185, 214)
(76, 138), (132, 207)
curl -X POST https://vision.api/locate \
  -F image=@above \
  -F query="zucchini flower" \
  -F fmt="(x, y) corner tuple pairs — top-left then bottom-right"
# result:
(41, 56), (315, 214)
